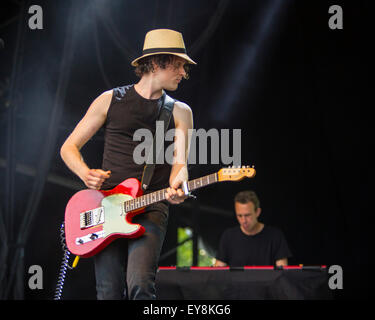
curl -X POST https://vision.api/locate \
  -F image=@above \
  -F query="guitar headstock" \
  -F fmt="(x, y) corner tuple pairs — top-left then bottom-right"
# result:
(217, 165), (256, 182)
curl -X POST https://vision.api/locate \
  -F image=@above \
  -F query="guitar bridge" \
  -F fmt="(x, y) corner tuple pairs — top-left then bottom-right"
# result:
(80, 207), (105, 229)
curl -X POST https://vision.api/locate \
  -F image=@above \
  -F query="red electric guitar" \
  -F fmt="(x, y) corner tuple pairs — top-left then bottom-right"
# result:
(64, 166), (256, 258)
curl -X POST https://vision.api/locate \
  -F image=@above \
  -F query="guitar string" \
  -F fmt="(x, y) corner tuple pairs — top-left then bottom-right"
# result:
(123, 173), (218, 211)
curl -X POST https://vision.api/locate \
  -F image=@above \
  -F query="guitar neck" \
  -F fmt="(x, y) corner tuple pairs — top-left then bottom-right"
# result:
(124, 173), (218, 212)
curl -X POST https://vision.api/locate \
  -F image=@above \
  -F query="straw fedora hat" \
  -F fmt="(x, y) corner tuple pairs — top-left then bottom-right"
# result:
(131, 29), (197, 66)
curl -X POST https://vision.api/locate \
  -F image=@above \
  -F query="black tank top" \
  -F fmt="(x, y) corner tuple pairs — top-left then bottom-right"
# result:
(101, 84), (175, 192)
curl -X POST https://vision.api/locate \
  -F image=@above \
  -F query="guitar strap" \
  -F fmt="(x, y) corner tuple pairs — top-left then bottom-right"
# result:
(141, 91), (175, 191)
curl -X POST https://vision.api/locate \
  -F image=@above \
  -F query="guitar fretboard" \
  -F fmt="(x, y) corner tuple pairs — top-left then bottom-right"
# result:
(124, 173), (218, 212)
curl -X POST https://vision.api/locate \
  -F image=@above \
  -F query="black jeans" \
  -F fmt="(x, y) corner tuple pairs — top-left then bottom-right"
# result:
(93, 202), (169, 300)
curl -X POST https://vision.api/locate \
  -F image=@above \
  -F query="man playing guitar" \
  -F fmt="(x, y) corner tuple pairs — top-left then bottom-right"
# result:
(60, 29), (196, 300)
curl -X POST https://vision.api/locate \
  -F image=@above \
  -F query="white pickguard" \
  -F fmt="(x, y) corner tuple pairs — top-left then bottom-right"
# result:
(101, 193), (140, 236)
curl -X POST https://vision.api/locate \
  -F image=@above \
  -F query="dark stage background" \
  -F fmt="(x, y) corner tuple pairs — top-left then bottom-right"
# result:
(0, 0), (370, 300)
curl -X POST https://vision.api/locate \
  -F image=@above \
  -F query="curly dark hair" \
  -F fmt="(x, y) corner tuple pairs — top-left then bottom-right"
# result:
(134, 54), (190, 79)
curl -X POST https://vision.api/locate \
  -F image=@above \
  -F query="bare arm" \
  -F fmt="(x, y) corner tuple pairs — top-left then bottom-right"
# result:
(60, 90), (113, 189)
(165, 101), (193, 204)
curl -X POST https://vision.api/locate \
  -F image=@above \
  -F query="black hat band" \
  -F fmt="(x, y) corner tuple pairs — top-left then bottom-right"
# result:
(142, 47), (187, 55)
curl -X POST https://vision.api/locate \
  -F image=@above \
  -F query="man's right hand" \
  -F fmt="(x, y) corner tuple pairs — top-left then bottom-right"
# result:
(82, 169), (111, 190)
